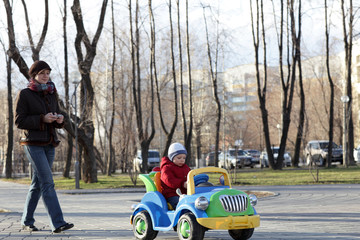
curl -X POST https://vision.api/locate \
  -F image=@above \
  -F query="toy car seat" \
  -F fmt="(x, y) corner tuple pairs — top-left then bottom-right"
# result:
(154, 172), (162, 192)
(154, 172), (174, 210)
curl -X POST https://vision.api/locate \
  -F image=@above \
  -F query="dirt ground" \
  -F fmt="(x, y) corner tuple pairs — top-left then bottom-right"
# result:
(245, 190), (276, 198)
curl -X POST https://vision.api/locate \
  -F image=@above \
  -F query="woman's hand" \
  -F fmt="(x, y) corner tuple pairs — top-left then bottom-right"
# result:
(44, 113), (64, 124)
(44, 113), (58, 123)
(56, 114), (64, 124)
(183, 181), (187, 189)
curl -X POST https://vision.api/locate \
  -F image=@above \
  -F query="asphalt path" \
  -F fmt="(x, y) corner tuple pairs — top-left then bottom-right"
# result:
(0, 181), (359, 239)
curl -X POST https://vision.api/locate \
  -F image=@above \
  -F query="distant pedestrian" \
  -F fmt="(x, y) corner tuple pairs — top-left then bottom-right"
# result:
(160, 142), (191, 209)
(15, 60), (74, 233)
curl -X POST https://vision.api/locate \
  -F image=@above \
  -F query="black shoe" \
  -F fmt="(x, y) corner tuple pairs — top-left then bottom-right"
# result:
(22, 225), (39, 232)
(53, 223), (74, 233)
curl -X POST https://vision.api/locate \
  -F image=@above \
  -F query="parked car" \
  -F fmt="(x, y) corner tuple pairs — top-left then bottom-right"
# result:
(134, 149), (160, 172)
(205, 151), (220, 166)
(131, 167), (260, 240)
(219, 149), (253, 169)
(245, 149), (261, 166)
(259, 151), (268, 167)
(354, 146), (360, 163)
(304, 140), (343, 166)
(260, 147), (291, 167)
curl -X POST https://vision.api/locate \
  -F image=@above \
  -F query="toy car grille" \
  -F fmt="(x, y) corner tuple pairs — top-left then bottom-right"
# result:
(219, 194), (248, 213)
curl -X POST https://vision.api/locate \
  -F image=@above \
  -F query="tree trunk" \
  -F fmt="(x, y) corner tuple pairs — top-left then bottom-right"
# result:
(184, 0), (193, 164)
(341, 0), (355, 166)
(324, 0), (335, 168)
(5, 45), (13, 178)
(128, 0), (156, 173)
(275, 0), (299, 170)
(176, 0), (188, 161)
(292, 0), (304, 168)
(202, 4), (221, 168)
(62, 0), (73, 178)
(71, 0), (109, 182)
(162, 0), (178, 157)
(107, 0), (116, 175)
(250, 0), (275, 169)
(152, 0), (178, 158)
(195, 123), (202, 167)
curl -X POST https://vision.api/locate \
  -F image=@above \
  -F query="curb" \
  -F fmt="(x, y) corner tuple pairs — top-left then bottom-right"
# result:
(59, 187), (146, 195)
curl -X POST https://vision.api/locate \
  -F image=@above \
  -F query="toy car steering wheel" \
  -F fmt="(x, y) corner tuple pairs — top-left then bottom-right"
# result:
(194, 174), (211, 186)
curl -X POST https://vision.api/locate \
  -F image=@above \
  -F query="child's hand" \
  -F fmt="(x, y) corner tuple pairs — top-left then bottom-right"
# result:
(183, 181), (187, 189)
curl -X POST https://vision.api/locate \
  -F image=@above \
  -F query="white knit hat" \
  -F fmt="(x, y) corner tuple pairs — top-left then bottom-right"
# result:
(168, 143), (187, 161)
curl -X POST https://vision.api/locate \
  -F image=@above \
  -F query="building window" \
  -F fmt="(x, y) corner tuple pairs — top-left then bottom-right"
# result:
(356, 55), (360, 63)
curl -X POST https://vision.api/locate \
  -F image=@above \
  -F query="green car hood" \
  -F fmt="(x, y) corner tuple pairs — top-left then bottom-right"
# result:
(206, 188), (255, 217)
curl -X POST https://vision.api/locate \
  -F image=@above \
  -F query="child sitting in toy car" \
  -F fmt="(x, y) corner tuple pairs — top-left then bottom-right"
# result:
(160, 143), (191, 209)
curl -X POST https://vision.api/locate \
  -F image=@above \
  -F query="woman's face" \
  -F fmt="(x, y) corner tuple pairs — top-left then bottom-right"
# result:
(35, 70), (51, 84)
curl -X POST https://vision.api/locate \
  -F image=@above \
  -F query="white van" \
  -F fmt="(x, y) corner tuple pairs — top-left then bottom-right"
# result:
(353, 146), (360, 163)
(134, 149), (160, 172)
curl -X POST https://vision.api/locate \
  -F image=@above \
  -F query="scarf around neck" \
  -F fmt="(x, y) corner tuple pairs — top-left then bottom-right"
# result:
(28, 79), (57, 94)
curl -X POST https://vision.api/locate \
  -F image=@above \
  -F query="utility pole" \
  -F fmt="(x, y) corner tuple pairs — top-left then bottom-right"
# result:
(73, 80), (81, 189)
(341, 95), (349, 167)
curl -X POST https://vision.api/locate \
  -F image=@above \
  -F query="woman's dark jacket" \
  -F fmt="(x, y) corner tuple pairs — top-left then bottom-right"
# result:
(15, 88), (63, 146)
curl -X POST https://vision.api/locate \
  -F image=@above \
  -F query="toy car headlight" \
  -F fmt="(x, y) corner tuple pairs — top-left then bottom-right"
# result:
(195, 196), (209, 210)
(130, 204), (138, 211)
(249, 194), (258, 206)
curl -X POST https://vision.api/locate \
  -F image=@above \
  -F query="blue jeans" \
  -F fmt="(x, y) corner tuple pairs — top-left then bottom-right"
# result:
(167, 196), (179, 210)
(21, 145), (66, 230)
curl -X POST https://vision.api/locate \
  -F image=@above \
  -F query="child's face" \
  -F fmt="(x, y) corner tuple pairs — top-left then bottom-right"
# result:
(173, 154), (186, 166)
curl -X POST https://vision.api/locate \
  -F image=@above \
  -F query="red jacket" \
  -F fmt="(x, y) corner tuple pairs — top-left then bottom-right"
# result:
(160, 156), (191, 199)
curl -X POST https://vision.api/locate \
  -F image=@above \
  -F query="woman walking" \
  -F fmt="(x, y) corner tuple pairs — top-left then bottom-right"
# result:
(15, 60), (74, 233)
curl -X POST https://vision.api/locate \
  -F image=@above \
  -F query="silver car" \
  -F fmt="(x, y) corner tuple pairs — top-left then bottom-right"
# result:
(260, 147), (291, 167)
(134, 149), (160, 172)
(304, 140), (343, 166)
(219, 150), (252, 169)
(353, 146), (360, 163)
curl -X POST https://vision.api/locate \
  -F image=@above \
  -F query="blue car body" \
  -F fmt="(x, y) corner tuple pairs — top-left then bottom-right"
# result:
(130, 167), (260, 240)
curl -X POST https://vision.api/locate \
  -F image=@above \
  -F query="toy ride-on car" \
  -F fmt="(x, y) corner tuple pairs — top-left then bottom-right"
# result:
(130, 167), (260, 240)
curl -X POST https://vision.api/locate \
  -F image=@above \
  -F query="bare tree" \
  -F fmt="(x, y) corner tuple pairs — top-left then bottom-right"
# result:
(173, 0), (193, 164)
(61, 0), (74, 178)
(202, 4), (221, 167)
(273, 0), (300, 169)
(112, 31), (137, 177)
(184, 0), (194, 163)
(341, 0), (355, 166)
(106, 0), (116, 175)
(193, 72), (212, 165)
(324, 0), (335, 168)
(266, 0), (300, 169)
(2, 0), (50, 177)
(176, 0), (190, 163)
(71, 0), (108, 182)
(21, 0), (49, 62)
(153, 0), (178, 158)
(250, 0), (274, 168)
(0, 36), (13, 178)
(129, 0), (156, 173)
(292, 0), (304, 168)
(3, 0), (31, 78)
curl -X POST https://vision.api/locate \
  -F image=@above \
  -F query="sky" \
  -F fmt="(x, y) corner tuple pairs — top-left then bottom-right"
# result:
(0, 0), (354, 92)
